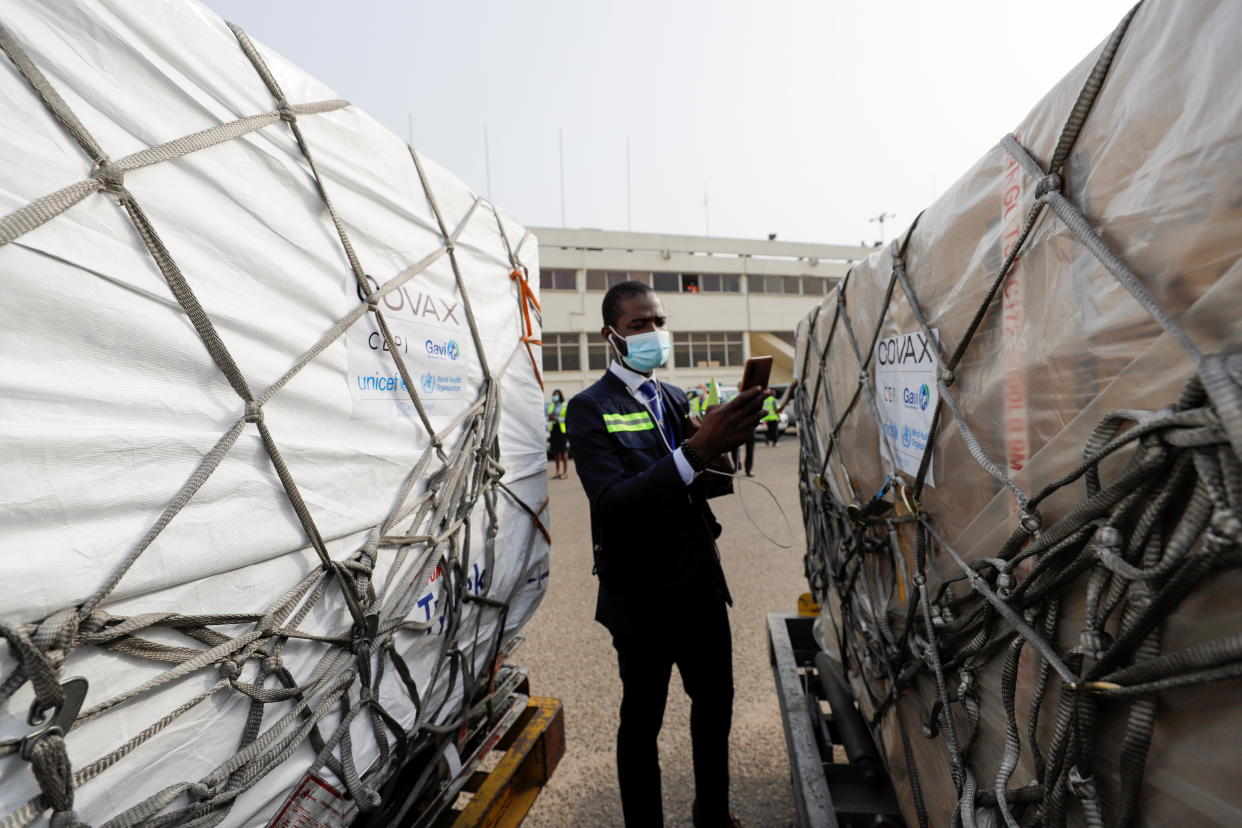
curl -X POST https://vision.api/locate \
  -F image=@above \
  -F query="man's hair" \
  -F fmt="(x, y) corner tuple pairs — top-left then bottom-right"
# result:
(601, 280), (654, 329)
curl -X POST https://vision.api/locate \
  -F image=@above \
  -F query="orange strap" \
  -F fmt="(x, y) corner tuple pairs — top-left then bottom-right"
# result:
(510, 268), (544, 389)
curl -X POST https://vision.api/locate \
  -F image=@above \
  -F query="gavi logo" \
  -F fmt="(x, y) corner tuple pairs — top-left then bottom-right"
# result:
(424, 338), (460, 360)
(902, 383), (933, 411)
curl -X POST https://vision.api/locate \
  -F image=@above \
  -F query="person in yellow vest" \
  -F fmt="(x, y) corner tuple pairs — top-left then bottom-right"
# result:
(547, 390), (569, 479)
(761, 388), (786, 447)
(689, 384), (708, 420)
(755, 389), (775, 446)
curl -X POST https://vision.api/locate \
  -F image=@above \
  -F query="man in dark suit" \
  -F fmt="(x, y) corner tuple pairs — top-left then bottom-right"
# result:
(566, 281), (763, 828)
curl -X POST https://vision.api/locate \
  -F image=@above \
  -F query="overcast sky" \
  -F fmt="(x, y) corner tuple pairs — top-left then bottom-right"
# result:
(203, 0), (1136, 247)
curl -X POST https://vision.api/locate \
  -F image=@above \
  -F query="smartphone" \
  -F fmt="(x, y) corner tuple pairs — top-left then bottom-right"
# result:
(740, 355), (773, 392)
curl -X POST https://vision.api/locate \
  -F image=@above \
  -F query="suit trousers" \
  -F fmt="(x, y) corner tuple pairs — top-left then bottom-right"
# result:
(611, 597), (733, 827)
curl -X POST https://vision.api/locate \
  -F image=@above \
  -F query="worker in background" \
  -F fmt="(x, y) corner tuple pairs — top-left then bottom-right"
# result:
(761, 388), (784, 447)
(760, 389), (779, 446)
(547, 390), (569, 479)
(567, 280), (762, 828)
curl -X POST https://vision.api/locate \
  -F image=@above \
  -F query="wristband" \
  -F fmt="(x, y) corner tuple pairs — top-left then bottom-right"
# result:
(679, 439), (709, 474)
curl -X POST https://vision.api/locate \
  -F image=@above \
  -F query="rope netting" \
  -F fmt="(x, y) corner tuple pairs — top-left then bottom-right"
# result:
(793, 5), (1242, 826)
(0, 17), (548, 828)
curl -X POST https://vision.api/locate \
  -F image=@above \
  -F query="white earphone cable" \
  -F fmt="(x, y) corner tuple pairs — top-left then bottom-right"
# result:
(627, 381), (796, 550)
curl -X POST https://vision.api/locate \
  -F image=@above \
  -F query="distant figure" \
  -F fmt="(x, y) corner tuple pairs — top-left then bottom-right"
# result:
(547, 389), (569, 478)
(761, 388), (792, 447)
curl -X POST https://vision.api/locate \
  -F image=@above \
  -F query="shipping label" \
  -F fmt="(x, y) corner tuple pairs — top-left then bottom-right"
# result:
(346, 277), (471, 419)
(267, 773), (358, 828)
(874, 328), (939, 486)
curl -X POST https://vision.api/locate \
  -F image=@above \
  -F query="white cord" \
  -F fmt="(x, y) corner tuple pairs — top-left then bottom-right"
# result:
(705, 467), (796, 549)
(626, 380), (796, 550)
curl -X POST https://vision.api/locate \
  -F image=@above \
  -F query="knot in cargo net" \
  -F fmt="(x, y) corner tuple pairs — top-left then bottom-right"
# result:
(0, 16), (549, 828)
(792, 4), (1242, 827)
(88, 161), (125, 197)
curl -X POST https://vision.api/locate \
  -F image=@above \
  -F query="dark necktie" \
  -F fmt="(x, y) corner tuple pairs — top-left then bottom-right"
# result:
(639, 379), (675, 449)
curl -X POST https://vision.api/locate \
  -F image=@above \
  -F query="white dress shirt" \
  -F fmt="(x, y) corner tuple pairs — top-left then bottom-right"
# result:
(608, 360), (698, 485)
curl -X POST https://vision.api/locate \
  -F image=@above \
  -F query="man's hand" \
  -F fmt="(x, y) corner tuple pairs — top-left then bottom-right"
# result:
(685, 387), (764, 461)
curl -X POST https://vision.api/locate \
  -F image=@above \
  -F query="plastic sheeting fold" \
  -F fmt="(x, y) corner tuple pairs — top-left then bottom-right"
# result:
(0, 0), (549, 825)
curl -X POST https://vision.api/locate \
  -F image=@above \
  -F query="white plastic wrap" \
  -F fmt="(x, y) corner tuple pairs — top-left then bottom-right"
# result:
(0, 0), (549, 825)
(794, 1), (1242, 825)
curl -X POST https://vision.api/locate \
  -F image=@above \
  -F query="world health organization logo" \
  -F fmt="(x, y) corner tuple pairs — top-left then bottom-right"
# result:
(902, 425), (912, 448)
(918, 382), (930, 410)
(420, 372), (435, 393)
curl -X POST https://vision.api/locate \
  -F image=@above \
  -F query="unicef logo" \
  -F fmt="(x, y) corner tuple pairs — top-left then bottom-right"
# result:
(446, 340), (460, 360)
(420, 372), (435, 393)
(902, 425), (912, 448)
(918, 383), (930, 410)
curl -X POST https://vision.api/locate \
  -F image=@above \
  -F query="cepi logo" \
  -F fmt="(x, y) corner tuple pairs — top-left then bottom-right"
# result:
(918, 383), (930, 410)
(420, 372), (436, 393)
(425, 338), (460, 360)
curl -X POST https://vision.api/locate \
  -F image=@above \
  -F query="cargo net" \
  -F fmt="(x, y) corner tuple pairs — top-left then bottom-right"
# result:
(0, 20), (548, 828)
(794, 7), (1242, 828)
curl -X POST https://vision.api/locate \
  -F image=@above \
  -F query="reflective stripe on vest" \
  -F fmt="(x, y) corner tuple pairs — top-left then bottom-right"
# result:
(602, 411), (654, 433)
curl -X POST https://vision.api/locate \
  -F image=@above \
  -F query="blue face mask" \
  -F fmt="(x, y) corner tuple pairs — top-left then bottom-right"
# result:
(610, 327), (671, 373)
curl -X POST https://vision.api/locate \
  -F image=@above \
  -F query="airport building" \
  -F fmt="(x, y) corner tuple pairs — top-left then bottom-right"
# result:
(533, 227), (874, 397)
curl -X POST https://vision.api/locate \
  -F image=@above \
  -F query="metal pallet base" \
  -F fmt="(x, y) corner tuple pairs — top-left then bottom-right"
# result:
(768, 612), (905, 828)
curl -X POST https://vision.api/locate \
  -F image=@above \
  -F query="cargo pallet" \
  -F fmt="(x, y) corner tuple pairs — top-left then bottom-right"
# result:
(769, 609), (904, 828)
(357, 661), (564, 828)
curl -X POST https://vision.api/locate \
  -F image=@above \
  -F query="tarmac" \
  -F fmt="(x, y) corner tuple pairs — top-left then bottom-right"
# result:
(521, 436), (807, 827)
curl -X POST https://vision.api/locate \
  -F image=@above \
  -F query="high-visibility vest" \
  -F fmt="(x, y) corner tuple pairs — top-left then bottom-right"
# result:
(690, 396), (702, 417)
(546, 400), (567, 433)
(762, 395), (779, 422)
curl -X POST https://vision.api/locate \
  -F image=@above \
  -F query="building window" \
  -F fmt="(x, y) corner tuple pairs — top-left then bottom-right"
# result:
(586, 270), (643, 291)
(650, 272), (741, 294)
(539, 269), (577, 291)
(653, 272), (679, 293)
(542, 332), (581, 372)
(673, 331), (744, 368)
(749, 274), (812, 295)
(588, 339), (610, 370)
